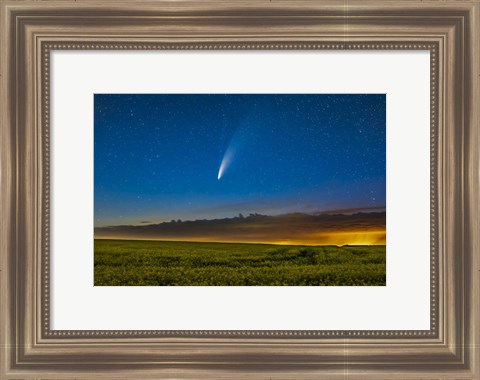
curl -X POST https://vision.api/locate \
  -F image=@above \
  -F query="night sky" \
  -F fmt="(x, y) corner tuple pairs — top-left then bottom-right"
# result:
(94, 94), (386, 228)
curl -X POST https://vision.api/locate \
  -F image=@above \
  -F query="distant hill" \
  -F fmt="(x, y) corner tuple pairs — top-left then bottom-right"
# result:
(95, 210), (386, 246)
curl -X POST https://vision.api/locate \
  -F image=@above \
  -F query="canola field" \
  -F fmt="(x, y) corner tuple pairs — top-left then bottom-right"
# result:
(94, 239), (386, 286)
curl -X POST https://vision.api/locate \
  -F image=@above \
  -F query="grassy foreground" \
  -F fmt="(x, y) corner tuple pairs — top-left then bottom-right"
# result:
(94, 239), (386, 286)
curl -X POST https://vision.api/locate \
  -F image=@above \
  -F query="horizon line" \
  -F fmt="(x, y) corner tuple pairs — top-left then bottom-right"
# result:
(94, 237), (386, 247)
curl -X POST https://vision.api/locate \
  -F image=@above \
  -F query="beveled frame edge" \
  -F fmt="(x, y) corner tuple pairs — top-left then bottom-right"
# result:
(1, 1), (478, 379)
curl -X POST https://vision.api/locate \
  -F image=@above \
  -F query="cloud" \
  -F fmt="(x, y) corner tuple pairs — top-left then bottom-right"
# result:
(95, 211), (386, 246)
(315, 205), (386, 215)
(198, 200), (385, 218)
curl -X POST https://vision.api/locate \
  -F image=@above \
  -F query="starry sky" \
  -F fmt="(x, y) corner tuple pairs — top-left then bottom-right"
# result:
(94, 94), (386, 228)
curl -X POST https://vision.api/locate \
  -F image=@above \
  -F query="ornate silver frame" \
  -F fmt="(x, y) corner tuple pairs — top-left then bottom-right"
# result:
(1, 1), (478, 378)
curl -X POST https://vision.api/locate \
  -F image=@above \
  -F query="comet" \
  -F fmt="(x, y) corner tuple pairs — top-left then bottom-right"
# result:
(217, 147), (234, 180)
(217, 120), (250, 180)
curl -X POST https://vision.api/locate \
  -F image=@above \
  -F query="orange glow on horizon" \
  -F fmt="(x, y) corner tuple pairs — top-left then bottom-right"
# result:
(271, 230), (386, 246)
(96, 228), (386, 246)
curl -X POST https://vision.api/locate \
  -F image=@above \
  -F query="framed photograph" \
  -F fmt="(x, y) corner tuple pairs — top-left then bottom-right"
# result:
(1, 1), (478, 379)
(93, 93), (387, 287)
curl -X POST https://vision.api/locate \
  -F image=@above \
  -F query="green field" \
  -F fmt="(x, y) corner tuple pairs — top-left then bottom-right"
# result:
(94, 239), (386, 286)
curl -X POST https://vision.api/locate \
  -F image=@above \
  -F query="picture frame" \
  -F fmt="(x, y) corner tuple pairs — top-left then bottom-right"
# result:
(1, 0), (478, 378)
